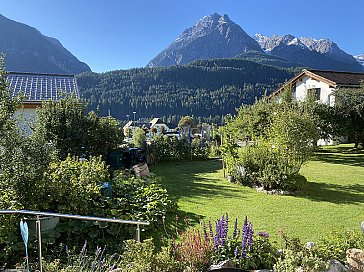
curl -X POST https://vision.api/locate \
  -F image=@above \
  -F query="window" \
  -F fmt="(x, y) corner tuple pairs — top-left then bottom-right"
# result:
(307, 88), (321, 101)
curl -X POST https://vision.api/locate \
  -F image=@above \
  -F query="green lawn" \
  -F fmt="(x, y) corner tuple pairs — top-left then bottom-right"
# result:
(152, 144), (364, 243)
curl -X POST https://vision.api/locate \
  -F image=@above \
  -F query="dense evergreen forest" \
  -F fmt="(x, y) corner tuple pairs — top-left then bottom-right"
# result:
(76, 58), (295, 124)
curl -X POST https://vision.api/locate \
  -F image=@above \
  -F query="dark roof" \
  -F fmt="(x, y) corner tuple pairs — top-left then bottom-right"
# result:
(307, 69), (364, 87)
(7, 72), (79, 102)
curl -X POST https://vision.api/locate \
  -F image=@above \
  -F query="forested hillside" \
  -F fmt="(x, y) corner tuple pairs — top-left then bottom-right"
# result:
(77, 59), (294, 123)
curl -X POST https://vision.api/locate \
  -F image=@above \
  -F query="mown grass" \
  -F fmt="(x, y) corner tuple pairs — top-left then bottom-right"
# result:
(152, 144), (364, 243)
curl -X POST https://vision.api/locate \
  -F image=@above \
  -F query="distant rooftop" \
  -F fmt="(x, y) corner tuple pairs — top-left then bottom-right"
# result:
(7, 71), (79, 102)
(306, 69), (364, 87)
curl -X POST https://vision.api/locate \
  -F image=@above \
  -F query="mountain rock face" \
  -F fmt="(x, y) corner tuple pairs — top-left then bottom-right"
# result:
(147, 13), (262, 67)
(254, 34), (363, 72)
(355, 54), (364, 68)
(0, 14), (91, 74)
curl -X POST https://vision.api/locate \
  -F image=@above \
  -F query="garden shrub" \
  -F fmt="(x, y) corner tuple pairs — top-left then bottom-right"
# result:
(34, 96), (123, 160)
(273, 250), (329, 272)
(0, 155), (176, 267)
(43, 155), (109, 214)
(222, 91), (317, 191)
(119, 238), (180, 272)
(51, 172), (176, 257)
(235, 141), (307, 191)
(133, 127), (147, 149)
(109, 173), (177, 225)
(148, 136), (209, 163)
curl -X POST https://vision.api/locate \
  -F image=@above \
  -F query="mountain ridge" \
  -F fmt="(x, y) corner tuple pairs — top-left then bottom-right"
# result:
(0, 14), (91, 74)
(147, 13), (262, 67)
(147, 13), (363, 72)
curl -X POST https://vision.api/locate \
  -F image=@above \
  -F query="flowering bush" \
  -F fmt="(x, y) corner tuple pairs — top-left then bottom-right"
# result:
(173, 228), (213, 271)
(172, 214), (278, 271)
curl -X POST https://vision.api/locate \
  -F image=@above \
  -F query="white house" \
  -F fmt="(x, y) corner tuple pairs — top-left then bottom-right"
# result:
(270, 69), (364, 145)
(7, 72), (79, 134)
(150, 118), (173, 134)
(270, 69), (364, 105)
(123, 118), (175, 139)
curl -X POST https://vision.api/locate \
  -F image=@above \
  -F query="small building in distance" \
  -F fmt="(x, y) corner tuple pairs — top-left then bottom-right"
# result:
(270, 69), (364, 106)
(7, 71), (79, 134)
(123, 117), (175, 139)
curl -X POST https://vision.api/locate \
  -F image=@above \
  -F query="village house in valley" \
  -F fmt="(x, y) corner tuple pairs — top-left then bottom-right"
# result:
(7, 72), (79, 133)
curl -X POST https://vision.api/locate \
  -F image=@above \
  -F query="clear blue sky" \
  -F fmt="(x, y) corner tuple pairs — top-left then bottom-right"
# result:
(1, 0), (363, 72)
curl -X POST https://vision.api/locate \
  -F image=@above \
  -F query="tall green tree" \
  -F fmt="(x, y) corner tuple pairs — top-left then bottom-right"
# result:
(178, 115), (195, 127)
(34, 95), (123, 160)
(334, 83), (364, 148)
(133, 127), (147, 149)
(0, 54), (19, 140)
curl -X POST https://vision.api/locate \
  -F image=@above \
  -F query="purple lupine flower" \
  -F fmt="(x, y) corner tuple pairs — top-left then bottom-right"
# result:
(213, 235), (219, 250)
(241, 217), (254, 259)
(258, 231), (270, 238)
(233, 218), (239, 240)
(234, 246), (239, 258)
(90, 261), (96, 270)
(241, 235), (247, 258)
(224, 213), (229, 241)
(247, 222), (254, 248)
(80, 240), (87, 258)
(65, 245), (70, 257)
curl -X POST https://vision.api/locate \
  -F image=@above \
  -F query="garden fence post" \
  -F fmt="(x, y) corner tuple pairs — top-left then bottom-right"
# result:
(136, 224), (140, 242)
(36, 215), (43, 272)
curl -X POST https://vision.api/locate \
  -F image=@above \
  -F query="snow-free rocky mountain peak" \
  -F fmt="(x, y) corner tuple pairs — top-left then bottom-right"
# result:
(147, 14), (363, 72)
(0, 14), (91, 74)
(253, 33), (363, 72)
(147, 13), (262, 67)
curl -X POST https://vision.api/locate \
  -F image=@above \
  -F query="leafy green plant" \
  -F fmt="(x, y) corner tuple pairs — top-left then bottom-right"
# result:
(34, 95), (123, 160)
(119, 239), (180, 272)
(43, 156), (109, 214)
(274, 250), (328, 272)
(311, 228), (364, 263)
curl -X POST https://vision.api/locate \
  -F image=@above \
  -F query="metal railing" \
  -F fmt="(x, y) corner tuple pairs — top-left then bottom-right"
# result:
(0, 209), (150, 272)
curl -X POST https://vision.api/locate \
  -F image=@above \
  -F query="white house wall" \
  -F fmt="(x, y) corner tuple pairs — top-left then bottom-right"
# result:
(15, 107), (37, 135)
(294, 76), (335, 105)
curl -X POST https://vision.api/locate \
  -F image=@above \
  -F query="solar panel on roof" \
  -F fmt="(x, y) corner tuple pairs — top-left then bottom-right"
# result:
(6, 72), (78, 101)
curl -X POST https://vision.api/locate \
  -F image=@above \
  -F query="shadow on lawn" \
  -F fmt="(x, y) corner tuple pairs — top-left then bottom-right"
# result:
(312, 145), (364, 167)
(153, 159), (243, 203)
(298, 181), (364, 205)
(311, 153), (364, 167)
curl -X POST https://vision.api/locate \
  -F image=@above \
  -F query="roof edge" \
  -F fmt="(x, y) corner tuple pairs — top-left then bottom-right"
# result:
(8, 71), (75, 77)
